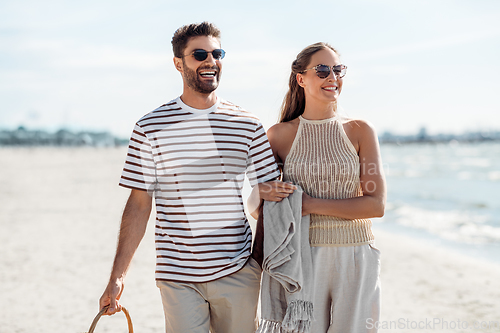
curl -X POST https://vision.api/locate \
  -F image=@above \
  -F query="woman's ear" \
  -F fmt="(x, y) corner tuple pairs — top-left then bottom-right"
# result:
(296, 73), (305, 88)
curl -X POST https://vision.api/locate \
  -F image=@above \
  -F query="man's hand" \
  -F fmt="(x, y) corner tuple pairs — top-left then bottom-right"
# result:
(99, 278), (124, 315)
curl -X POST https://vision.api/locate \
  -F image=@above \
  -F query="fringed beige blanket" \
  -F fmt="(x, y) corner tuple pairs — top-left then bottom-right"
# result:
(256, 187), (314, 333)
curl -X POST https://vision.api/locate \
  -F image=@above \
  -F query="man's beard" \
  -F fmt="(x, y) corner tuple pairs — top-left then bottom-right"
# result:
(182, 59), (221, 94)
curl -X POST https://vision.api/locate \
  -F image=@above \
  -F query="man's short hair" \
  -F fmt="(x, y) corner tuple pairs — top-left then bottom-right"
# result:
(171, 22), (221, 58)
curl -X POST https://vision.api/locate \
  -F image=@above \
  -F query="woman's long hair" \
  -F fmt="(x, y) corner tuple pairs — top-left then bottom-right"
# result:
(278, 42), (339, 123)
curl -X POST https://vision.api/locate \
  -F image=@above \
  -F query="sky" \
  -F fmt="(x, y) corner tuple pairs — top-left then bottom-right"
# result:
(1, 0), (500, 138)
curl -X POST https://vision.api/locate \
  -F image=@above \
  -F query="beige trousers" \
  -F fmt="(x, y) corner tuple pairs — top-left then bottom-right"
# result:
(310, 244), (381, 333)
(156, 257), (262, 333)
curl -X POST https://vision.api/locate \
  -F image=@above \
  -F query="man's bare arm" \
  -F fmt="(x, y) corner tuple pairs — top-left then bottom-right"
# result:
(99, 189), (152, 315)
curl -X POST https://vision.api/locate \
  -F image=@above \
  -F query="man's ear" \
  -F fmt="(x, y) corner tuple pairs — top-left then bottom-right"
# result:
(173, 57), (183, 73)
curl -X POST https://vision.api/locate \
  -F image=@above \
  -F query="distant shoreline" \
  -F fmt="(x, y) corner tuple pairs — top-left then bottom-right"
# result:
(380, 137), (500, 145)
(1, 126), (500, 147)
(0, 126), (128, 147)
(379, 128), (500, 144)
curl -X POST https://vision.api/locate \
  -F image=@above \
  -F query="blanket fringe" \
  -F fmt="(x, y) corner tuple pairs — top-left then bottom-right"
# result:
(281, 300), (314, 333)
(256, 319), (285, 333)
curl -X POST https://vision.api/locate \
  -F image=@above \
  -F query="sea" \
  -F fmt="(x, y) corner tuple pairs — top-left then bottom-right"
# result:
(377, 141), (500, 263)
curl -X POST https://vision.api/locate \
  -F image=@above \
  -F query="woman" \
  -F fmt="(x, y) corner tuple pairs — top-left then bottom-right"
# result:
(252, 42), (386, 333)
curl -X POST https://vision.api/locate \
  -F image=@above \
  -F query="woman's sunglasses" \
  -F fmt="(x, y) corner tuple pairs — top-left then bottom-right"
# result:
(302, 64), (347, 79)
(185, 49), (226, 61)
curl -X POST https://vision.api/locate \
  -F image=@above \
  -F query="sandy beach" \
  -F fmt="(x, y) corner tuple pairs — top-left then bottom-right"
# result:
(1, 147), (499, 333)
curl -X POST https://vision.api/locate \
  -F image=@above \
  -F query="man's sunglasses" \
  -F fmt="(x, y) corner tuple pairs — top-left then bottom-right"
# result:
(302, 64), (347, 79)
(185, 49), (226, 61)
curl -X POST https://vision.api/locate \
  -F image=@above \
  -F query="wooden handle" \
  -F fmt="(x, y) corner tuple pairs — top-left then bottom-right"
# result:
(87, 305), (134, 333)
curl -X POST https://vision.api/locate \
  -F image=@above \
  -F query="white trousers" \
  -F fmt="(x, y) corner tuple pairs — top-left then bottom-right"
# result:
(310, 244), (381, 333)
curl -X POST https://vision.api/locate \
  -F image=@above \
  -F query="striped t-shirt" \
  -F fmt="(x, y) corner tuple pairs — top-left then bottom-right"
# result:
(119, 96), (280, 283)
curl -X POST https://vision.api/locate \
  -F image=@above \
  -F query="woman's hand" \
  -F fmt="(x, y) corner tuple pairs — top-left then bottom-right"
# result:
(257, 181), (297, 202)
(247, 181), (297, 219)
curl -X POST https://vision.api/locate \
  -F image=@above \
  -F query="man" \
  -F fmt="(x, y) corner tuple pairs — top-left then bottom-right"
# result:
(99, 22), (285, 332)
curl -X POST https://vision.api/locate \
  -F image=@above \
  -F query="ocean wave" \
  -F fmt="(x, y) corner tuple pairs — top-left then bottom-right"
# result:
(381, 204), (500, 244)
(381, 142), (500, 182)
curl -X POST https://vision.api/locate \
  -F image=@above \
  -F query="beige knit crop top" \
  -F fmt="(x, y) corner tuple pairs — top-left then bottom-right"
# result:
(283, 115), (374, 246)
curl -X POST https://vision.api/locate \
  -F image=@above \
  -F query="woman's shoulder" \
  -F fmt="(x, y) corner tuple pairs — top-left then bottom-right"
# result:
(342, 118), (377, 136)
(268, 118), (300, 140)
(267, 118), (300, 156)
(341, 118), (378, 151)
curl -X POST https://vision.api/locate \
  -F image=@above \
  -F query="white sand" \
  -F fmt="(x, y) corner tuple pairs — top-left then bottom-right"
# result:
(0, 147), (499, 333)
